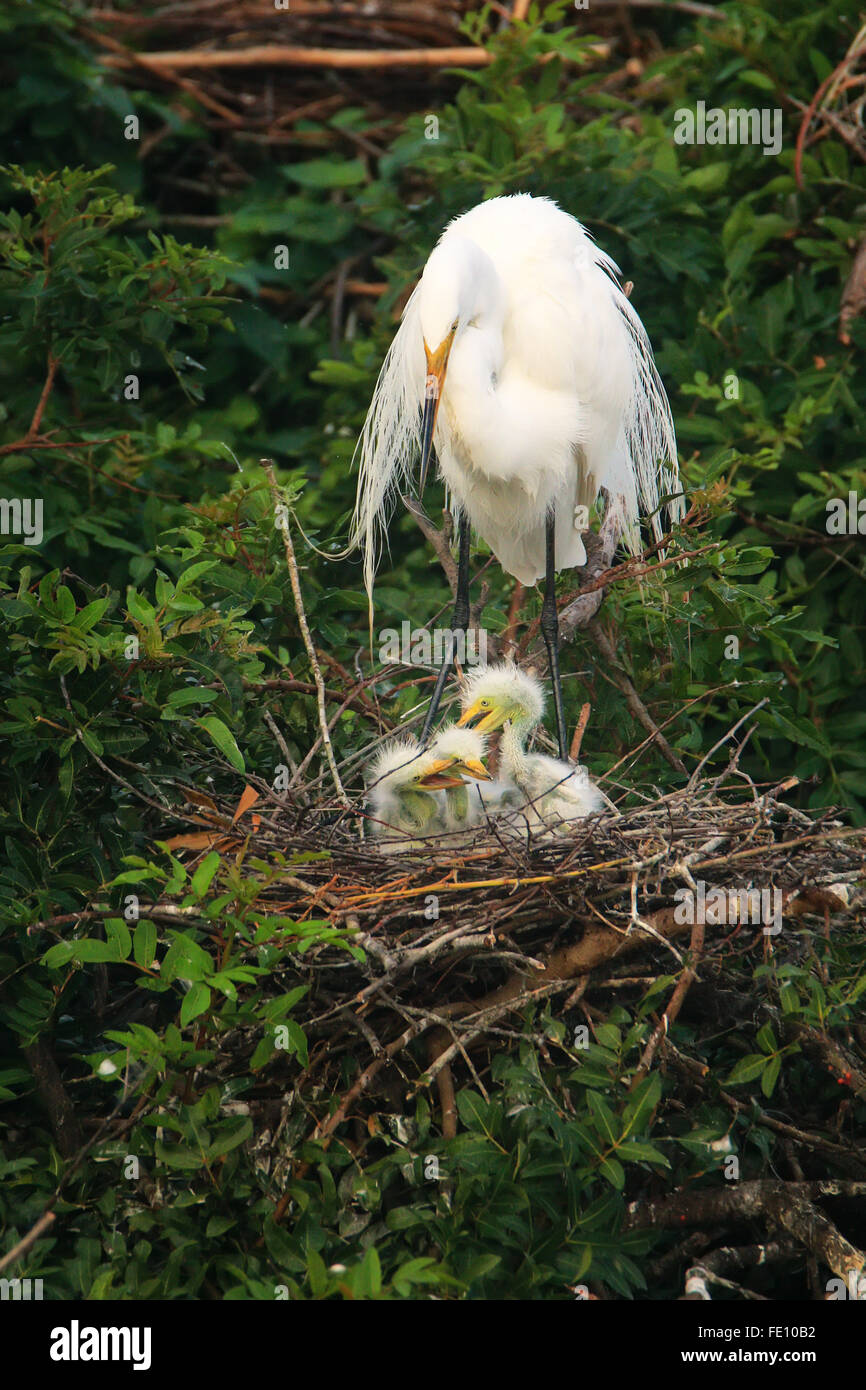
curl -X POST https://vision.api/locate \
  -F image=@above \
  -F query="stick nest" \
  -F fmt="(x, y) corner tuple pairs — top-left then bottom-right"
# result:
(173, 778), (865, 1115)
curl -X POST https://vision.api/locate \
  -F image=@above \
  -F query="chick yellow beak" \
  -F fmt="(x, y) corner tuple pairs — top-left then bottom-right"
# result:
(418, 328), (456, 496)
(417, 757), (465, 790)
(453, 756), (492, 782)
(457, 699), (505, 735)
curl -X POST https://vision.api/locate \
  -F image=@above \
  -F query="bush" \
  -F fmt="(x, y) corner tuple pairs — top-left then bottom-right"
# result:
(1, 0), (864, 1301)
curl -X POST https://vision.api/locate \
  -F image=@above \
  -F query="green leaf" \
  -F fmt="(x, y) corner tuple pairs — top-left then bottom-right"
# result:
(104, 918), (132, 961)
(725, 1054), (768, 1085)
(180, 981), (211, 1026)
(67, 939), (122, 964)
(756, 1023), (778, 1054)
(161, 933), (213, 983)
(306, 1248), (328, 1298)
(133, 920), (157, 969)
(191, 852), (221, 898)
(616, 1140), (670, 1167)
(284, 158), (366, 188)
(358, 1246), (382, 1297)
(623, 1073), (662, 1134)
(586, 1090), (620, 1146)
(42, 942), (77, 969)
(155, 1140), (205, 1171)
(166, 686), (218, 709)
(197, 716), (245, 773)
(761, 1053), (782, 1098)
(598, 1157), (625, 1190)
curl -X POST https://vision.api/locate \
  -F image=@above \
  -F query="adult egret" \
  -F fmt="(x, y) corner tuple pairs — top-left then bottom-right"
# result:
(364, 735), (487, 852)
(457, 663), (605, 834)
(351, 193), (682, 757)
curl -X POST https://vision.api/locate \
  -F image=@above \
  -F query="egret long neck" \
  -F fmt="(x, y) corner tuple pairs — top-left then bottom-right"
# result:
(446, 246), (505, 404)
(399, 788), (436, 829)
(446, 782), (469, 825)
(500, 721), (532, 792)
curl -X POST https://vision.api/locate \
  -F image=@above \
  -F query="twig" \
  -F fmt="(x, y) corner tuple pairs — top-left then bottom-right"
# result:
(626, 1180), (866, 1285)
(0, 1212), (57, 1274)
(592, 0), (724, 14)
(661, 1040), (866, 1171)
(501, 580), (525, 658)
(570, 703), (591, 761)
(631, 911), (705, 1087)
(262, 707), (305, 799)
(98, 42), (610, 72)
(402, 496), (457, 594)
(28, 353), (59, 438)
(263, 461), (349, 809)
(83, 24), (243, 124)
(588, 619), (687, 775)
(428, 1031), (458, 1138)
(687, 697), (770, 791)
(56, 680), (176, 817)
(840, 236), (866, 346)
(22, 1037), (83, 1158)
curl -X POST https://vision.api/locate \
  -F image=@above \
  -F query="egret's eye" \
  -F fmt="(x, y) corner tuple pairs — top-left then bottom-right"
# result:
(451, 318), (459, 333)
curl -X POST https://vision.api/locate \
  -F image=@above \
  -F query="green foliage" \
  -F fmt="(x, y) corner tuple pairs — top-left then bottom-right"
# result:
(0, 0), (864, 1301)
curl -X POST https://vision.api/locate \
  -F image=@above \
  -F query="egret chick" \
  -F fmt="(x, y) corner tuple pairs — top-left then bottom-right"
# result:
(365, 737), (463, 853)
(424, 724), (492, 832)
(458, 664), (604, 835)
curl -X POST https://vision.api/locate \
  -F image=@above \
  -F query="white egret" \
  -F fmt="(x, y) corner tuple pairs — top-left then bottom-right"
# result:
(351, 193), (682, 757)
(364, 735), (487, 853)
(424, 724), (491, 832)
(457, 663), (605, 835)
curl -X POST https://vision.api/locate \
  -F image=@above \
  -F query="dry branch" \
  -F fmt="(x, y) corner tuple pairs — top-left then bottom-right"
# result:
(627, 1180), (866, 1286)
(264, 461), (350, 809)
(98, 42), (611, 73)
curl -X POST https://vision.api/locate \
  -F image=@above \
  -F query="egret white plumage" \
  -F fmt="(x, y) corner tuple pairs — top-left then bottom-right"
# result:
(351, 193), (682, 757)
(423, 724), (491, 832)
(364, 734), (489, 852)
(457, 663), (605, 835)
(364, 737), (453, 851)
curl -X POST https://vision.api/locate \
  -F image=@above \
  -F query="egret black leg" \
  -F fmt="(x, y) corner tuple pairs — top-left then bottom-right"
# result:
(420, 516), (471, 745)
(541, 509), (568, 761)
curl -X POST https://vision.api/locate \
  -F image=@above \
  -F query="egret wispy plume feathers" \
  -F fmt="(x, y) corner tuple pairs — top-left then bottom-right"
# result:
(349, 193), (683, 753)
(350, 193), (680, 600)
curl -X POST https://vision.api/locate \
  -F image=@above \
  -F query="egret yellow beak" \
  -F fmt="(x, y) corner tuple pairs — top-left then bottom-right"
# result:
(419, 328), (456, 496)
(457, 699), (505, 735)
(453, 756), (492, 782)
(417, 757), (465, 790)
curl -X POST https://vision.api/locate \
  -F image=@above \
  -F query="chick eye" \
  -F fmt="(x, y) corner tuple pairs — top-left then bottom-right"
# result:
(479, 698), (489, 708)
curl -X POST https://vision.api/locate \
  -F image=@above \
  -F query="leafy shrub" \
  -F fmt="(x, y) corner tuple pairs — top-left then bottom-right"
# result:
(1, 0), (864, 1300)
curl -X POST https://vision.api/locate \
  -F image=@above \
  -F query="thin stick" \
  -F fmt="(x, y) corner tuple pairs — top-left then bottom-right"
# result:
(687, 697), (770, 791)
(0, 1212), (56, 1274)
(592, 0), (724, 13)
(570, 702), (591, 761)
(263, 461), (349, 809)
(402, 496), (457, 594)
(631, 913), (705, 1088)
(99, 43), (611, 72)
(589, 619), (687, 775)
(83, 24), (243, 124)
(28, 353), (59, 438)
